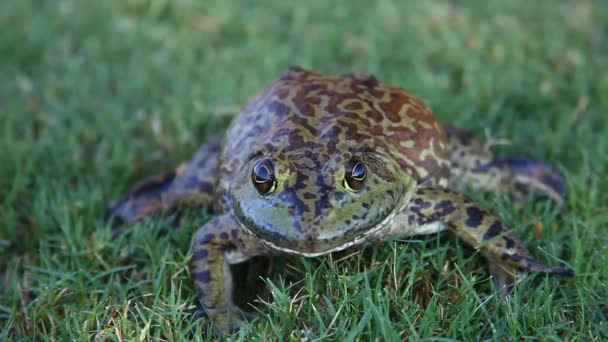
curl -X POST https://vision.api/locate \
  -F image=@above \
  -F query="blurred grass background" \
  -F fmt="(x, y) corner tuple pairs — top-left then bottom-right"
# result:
(1, 0), (607, 340)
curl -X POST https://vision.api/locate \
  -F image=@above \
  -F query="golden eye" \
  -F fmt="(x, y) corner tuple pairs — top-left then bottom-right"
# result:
(252, 159), (277, 195)
(344, 161), (366, 191)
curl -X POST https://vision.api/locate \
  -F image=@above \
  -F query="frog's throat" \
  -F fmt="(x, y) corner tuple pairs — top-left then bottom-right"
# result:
(234, 209), (397, 257)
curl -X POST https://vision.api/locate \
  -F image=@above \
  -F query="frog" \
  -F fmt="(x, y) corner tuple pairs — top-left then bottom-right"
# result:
(106, 66), (573, 333)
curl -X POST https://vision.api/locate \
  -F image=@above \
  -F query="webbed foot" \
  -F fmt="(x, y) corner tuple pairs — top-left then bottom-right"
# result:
(203, 305), (259, 335)
(490, 256), (574, 298)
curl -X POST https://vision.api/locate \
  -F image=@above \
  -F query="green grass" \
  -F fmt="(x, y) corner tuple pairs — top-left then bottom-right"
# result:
(1, 0), (607, 340)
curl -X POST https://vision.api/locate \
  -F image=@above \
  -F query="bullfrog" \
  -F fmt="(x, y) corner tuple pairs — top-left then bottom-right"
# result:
(107, 66), (573, 333)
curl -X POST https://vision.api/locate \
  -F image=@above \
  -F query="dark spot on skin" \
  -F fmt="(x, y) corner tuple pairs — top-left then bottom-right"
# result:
(303, 192), (316, 199)
(386, 190), (394, 198)
(199, 233), (216, 244)
(344, 101), (363, 110)
(465, 206), (485, 228)
(194, 270), (212, 283)
(219, 232), (229, 240)
(413, 198), (432, 209)
(231, 229), (239, 239)
(321, 126), (343, 154)
(267, 100), (290, 117)
(483, 220), (504, 240)
(334, 192), (345, 201)
(314, 194), (332, 216)
(345, 219), (351, 225)
(196, 180), (214, 194)
(362, 202), (371, 209)
(278, 187), (310, 216)
(504, 237), (515, 249)
(408, 214), (417, 225)
(338, 119), (374, 142)
(220, 242), (236, 252)
(434, 200), (456, 216)
(510, 254), (524, 262)
(192, 249), (208, 261)
(364, 105), (384, 122)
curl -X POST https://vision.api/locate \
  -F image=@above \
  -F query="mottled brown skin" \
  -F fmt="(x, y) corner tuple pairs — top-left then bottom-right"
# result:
(107, 66), (572, 333)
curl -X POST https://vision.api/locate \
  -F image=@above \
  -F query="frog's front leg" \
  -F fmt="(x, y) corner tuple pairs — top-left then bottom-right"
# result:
(385, 187), (573, 295)
(191, 212), (268, 333)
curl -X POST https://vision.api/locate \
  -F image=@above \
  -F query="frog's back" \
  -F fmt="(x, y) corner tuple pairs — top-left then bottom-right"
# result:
(218, 66), (449, 197)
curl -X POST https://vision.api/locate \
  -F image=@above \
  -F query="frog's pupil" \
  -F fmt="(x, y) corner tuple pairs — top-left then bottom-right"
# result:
(344, 160), (366, 191)
(255, 164), (270, 183)
(252, 160), (276, 195)
(352, 162), (366, 180)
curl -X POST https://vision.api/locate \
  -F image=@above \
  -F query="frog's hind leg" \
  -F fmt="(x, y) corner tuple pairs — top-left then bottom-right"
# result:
(106, 133), (222, 224)
(395, 187), (573, 297)
(443, 123), (567, 206)
(106, 169), (179, 224)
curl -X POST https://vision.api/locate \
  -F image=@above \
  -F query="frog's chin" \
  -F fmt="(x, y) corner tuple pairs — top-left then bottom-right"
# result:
(236, 210), (397, 257)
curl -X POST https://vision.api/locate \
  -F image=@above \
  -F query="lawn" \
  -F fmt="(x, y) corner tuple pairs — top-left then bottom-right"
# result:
(1, 0), (607, 340)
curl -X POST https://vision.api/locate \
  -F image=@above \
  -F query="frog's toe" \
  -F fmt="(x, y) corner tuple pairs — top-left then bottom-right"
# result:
(524, 258), (574, 277)
(494, 156), (567, 206)
(490, 257), (573, 299)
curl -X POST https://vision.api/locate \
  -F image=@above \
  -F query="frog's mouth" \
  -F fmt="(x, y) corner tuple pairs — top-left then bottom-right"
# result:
(232, 200), (398, 257)
(254, 211), (397, 257)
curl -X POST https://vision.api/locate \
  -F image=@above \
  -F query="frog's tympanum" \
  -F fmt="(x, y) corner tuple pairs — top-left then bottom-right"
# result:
(107, 67), (573, 333)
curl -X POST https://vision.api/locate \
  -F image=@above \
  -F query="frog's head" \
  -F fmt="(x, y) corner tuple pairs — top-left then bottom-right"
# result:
(229, 150), (416, 256)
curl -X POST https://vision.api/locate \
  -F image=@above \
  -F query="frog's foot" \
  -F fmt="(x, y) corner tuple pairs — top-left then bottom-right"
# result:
(489, 256), (574, 298)
(203, 305), (259, 334)
(105, 170), (177, 224)
(489, 156), (567, 206)
(397, 188), (573, 298)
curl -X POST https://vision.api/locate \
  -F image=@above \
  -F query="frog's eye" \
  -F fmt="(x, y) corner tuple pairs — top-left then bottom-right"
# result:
(344, 160), (366, 192)
(252, 159), (277, 195)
